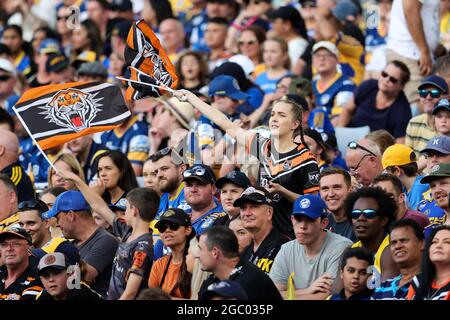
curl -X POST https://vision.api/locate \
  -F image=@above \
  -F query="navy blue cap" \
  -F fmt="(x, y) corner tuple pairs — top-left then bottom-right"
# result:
(45, 53), (70, 73)
(432, 98), (450, 115)
(42, 190), (90, 219)
(418, 75), (449, 93)
(292, 194), (327, 219)
(421, 135), (450, 155)
(208, 75), (249, 100)
(215, 170), (251, 189)
(200, 280), (248, 300)
(32, 239), (80, 266)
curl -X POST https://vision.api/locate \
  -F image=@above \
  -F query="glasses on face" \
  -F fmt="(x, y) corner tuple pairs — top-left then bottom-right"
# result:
(0, 75), (11, 82)
(347, 141), (377, 157)
(419, 89), (442, 99)
(183, 166), (206, 178)
(351, 209), (378, 220)
(381, 71), (399, 84)
(348, 154), (370, 173)
(18, 199), (48, 213)
(157, 221), (182, 233)
(0, 241), (27, 249)
(238, 40), (256, 46)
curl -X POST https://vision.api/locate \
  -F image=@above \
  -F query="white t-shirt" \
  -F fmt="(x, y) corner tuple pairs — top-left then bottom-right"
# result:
(288, 37), (309, 66)
(387, 0), (440, 60)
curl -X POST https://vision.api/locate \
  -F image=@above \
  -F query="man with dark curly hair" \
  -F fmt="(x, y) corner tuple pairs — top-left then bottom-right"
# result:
(344, 187), (400, 282)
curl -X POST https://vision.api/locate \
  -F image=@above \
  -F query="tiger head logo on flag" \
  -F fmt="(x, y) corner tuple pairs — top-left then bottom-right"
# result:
(40, 88), (102, 132)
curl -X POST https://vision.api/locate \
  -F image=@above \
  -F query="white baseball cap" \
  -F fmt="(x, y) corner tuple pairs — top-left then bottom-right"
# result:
(228, 54), (255, 76)
(0, 58), (17, 76)
(312, 41), (339, 58)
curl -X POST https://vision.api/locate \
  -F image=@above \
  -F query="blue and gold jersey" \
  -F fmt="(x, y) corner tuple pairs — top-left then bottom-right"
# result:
(333, 33), (365, 85)
(312, 72), (356, 117)
(192, 204), (226, 235)
(101, 115), (149, 166)
(14, 50), (33, 79)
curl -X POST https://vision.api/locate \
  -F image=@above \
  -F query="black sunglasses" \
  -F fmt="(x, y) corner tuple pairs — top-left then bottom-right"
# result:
(18, 199), (49, 213)
(0, 75), (11, 82)
(381, 71), (399, 84)
(347, 141), (377, 157)
(157, 221), (182, 233)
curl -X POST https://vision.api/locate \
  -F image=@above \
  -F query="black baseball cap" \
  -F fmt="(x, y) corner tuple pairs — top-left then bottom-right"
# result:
(109, 0), (132, 11)
(0, 226), (32, 245)
(304, 128), (327, 150)
(182, 164), (216, 184)
(233, 186), (272, 207)
(111, 20), (133, 41)
(45, 53), (70, 73)
(321, 131), (338, 151)
(215, 170), (251, 189)
(154, 208), (191, 229)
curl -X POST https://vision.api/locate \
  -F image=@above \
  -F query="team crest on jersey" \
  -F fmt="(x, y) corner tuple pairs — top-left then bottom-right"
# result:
(5, 294), (20, 300)
(40, 89), (103, 132)
(282, 160), (292, 171)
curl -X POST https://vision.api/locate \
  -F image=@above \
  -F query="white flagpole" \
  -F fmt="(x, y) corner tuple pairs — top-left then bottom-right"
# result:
(12, 106), (58, 172)
(116, 76), (175, 94)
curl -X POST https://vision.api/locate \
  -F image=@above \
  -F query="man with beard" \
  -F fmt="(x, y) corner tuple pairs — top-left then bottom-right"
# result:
(150, 148), (190, 260)
(319, 167), (356, 241)
(372, 219), (424, 300)
(183, 164), (226, 235)
(344, 187), (400, 281)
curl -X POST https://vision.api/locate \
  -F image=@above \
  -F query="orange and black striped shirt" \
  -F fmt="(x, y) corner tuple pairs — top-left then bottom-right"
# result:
(247, 133), (320, 238)
(0, 265), (43, 301)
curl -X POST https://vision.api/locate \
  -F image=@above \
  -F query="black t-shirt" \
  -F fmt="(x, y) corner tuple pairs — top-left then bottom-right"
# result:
(248, 133), (320, 238)
(199, 259), (283, 300)
(326, 213), (357, 242)
(212, 214), (231, 227)
(241, 228), (290, 274)
(350, 79), (412, 138)
(1, 162), (35, 202)
(107, 218), (153, 300)
(74, 227), (119, 298)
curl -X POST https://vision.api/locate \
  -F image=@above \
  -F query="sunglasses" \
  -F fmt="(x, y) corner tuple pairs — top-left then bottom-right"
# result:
(0, 75), (11, 82)
(238, 40), (256, 46)
(419, 89), (441, 99)
(18, 199), (48, 213)
(183, 166), (207, 178)
(351, 209), (378, 220)
(157, 221), (182, 233)
(381, 71), (399, 84)
(347, 141), (377, 157)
